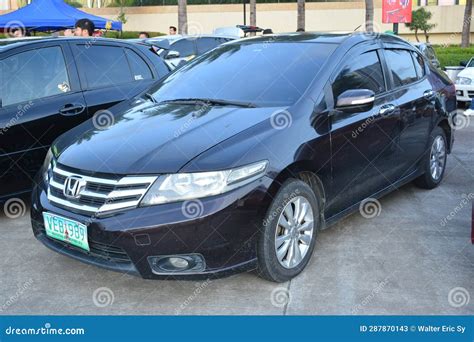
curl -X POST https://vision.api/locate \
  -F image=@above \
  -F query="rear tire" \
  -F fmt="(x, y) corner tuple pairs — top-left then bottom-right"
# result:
(257, 179), (321, 283)
(414, 127), (447, 189)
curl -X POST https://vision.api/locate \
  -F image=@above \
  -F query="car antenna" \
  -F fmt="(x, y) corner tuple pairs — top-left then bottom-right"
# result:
(353, 25), (362, 31)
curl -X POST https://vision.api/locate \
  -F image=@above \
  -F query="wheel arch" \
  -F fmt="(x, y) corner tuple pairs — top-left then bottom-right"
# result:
(436, 118), (452, 153)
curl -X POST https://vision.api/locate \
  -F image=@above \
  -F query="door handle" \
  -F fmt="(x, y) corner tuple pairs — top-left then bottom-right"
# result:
(379, 104), (396, 116)
(423, 89), (435, 99)
(59, 103), (85, 116)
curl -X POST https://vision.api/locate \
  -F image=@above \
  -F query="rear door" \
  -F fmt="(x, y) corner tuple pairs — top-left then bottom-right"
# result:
(0, 42), (86, 197)
(383, 48), (434, 178)
(326, 45), (401, 217)
(71, 42), (157, 118)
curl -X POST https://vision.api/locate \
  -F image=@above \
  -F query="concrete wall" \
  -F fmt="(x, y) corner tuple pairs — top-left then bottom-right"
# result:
(0, 1), (470, 44)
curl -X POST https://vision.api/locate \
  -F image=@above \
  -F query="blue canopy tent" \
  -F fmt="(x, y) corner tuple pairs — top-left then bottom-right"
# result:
(0, 0), (122, 32)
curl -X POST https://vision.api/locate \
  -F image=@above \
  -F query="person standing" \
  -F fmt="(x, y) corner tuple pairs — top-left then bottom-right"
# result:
(74, 19), (95, 37)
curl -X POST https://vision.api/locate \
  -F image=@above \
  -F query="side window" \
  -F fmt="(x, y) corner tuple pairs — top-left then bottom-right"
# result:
(385, 49), (418, 87)
(77, 45), (132, 88)
(125, 49), (153, 81)
(1, 46), (70, 107)
(411, 51), (426, 78)
(170, 39), (195, 58)
(196, 38), (219, 55)
(332, 50), (385, 100)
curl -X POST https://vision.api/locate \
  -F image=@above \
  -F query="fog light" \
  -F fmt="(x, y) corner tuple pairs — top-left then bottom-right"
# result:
(169, 257), (189, 269)
(148, 254), (206, 275)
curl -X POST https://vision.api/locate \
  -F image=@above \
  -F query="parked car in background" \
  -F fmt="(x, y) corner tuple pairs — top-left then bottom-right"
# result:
(0, 37), (170, 200)
(31, 33), (456, 282)
(455, 57), (474, 107)
(146, 34), (236, 69)
(413, 42), (441, 69)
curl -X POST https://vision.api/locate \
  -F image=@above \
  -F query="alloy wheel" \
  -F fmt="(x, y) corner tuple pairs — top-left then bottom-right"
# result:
(429, 135), (446, 181)
(274, 196), (314, 269)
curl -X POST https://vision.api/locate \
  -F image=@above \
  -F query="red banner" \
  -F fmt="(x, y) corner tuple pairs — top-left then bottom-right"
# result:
(382, 0), (413, 24)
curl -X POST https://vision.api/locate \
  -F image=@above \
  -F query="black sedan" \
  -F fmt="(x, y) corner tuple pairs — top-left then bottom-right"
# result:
(31, 33), (456, 282)
(0, 37), (170, 199)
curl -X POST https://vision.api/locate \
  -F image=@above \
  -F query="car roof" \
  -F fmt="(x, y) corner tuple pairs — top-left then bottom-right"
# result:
(0, 36), (148, 51)
(148, 34), (237, 42)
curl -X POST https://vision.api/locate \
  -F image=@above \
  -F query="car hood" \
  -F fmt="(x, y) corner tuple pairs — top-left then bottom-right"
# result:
(457, 67), (474, 78)
(54, 100), (285, 175)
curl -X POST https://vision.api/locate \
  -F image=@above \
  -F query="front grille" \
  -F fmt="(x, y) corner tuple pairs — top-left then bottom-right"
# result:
(47, 164), (157, 216)
(468, 91), (474, 98)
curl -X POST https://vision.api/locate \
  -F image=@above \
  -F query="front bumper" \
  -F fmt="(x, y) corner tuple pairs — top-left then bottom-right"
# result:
(455, 84), (474, 103)
(31, 176), (273, 279)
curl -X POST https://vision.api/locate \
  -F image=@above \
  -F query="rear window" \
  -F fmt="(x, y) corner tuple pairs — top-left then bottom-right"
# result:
(385, 49), (418, 87)
(152, 42), (337, 107)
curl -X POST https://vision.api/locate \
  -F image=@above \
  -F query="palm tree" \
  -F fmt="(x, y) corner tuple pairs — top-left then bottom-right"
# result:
(461, 0), (472, 48)
(250, 0), (256, 28)
(297, 0), (305, 31)
(365, 0), (374, 32)
(178, 0), (188, 35)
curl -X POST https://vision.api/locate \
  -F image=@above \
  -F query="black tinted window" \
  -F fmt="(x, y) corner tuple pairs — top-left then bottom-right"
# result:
(196, 38), (220, 55)
(332, 50), (385, 99)
(385, 49), (418, 87)
(1, 46), (70, 107)
(125, 49), (153, 81)
(170, 39), (195, 58)
(77, 45), (132, 88)
(412, 51), (426, 78)
(152, 42), (336, 107)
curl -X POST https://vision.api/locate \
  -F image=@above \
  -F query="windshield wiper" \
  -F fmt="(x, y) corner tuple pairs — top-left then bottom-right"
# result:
(144, 93), (157, 103)
(158, 98), (257, 108)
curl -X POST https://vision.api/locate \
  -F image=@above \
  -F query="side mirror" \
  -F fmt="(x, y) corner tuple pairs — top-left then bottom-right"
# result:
(166, 50), (180, 59)
(460, 60), (468, 67)
(336, 89), (375, 109)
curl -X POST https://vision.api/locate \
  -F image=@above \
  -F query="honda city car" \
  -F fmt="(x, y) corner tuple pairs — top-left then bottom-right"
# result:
(31, 33), (456, 282)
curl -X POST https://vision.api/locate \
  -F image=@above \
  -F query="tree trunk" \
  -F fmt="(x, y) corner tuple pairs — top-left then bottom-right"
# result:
(424, 30), (429, 43)
(178, 0), (188, 34)
(365, 0), (374, 32)
(461, 0), (472, 48)
(297, 0), (305, 31)
(415, 28), (419, 42)
(248, 0), (257, 36)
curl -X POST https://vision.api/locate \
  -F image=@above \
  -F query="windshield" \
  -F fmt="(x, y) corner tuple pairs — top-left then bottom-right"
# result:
(467, 58), (474, 68)
(150, 41), (336, 107)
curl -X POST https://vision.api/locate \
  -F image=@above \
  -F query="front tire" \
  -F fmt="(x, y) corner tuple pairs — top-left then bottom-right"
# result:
(414, 127), (448, 189)
(257, 179), (321, 282)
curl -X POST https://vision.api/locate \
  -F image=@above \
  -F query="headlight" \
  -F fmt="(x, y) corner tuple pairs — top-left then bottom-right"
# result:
(456, 77), (472, 85)
(42, 148), (56, 183)
(140, 160), (268, 206)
